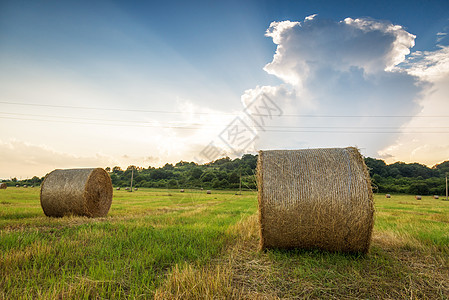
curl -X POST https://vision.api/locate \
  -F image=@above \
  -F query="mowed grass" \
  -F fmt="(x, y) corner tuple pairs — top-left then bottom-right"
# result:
(0, 189), (448, 299)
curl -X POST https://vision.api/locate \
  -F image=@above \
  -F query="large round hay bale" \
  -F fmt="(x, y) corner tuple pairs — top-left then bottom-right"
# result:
(257, 147), (374, 253)
(40, 168), (113, 217)
(0, 183), (7, 189)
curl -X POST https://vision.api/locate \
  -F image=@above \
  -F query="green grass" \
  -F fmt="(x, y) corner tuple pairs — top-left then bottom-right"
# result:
(0, 188), (256, 299)
(375, 194), (449, 252)
(1, 189), (448, 299)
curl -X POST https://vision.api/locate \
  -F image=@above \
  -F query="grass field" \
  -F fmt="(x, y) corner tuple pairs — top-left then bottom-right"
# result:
(1, 188), (448, 299)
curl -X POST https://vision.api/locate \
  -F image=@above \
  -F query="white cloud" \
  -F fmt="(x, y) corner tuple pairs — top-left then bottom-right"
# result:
(401, 45), (449, 80)
(437, 32), (448, 43)
(244, 16), (425, 160)
(0, 139), (118, 178)
(263, 16), (416, 88)
(379, 46), (449, 166)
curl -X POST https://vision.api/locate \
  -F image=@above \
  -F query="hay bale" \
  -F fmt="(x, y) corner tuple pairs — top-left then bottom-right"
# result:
(386, 194), (391, 198)
(0, 183), (7, 189)
(125, 187), (130, 190)
(23, 185), (27, 188)
(180, 189), (185, 193)
(116, 187), (120, 190)
(16, 185), (19, 188)
(206, 190), (211, 194)
(134, 188), (138, 191)
(415, 195), (422, 200)
(434, 195), (439, 199)
(40, 168), (112, 218)
(257, 147), (374, 253)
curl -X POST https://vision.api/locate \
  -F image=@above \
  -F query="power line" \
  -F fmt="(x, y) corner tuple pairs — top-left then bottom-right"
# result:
(2, 100), (449, 118)
(1, 116), (449, 133)
(1, 112), (449, 129)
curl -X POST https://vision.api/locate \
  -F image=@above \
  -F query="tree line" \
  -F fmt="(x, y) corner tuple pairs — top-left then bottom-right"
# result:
(364, 157), (448, 195)
(3, 154), (448, 195)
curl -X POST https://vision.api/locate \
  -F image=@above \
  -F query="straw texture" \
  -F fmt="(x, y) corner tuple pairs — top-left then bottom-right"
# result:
(257, 147), (374, 253)
(40, 168), (113, 217)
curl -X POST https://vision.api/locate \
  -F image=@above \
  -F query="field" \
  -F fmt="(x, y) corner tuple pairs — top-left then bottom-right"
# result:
(1, 188), (449, 299)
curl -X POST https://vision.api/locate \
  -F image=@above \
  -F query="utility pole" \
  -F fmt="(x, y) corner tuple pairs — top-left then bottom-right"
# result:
(130, 168), (134, 192)
(446, 172), (448, 201)
(239, 170), (242, 195)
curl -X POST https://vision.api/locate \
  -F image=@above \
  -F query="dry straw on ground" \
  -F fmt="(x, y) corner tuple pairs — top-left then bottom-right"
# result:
(257, 147), (374, 253)
(40, 168), (113, 218)
(0, 183), (7, 189)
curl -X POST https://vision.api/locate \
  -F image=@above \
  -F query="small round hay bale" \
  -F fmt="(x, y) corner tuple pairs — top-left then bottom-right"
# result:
(31, 185), (34, 188)
(40, 168), (112, 218)
(385, 194), (391, 198)
(434, 195), (439, 199)
(206, 190), (211, 194)
(134, 188), (138, 191)
(0, 183), (7, 189)
(125, 187), (130, 190)
(257, 147), (374, 253)
(116, 187), (121, 190)
(180, 189), (185, 193)
(415, 195), (422, 200)
(16, 185), (19, 188)
(23, 185), (27, 188)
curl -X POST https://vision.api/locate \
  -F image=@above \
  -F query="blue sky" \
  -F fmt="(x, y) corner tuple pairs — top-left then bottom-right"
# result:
(1, 0), (449, 178)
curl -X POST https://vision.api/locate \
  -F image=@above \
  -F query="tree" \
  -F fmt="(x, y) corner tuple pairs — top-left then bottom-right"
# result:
(31, 176), (40, 184)
(150, 169), (171, 180)
(189, 167), (203, 180)
(408, 182), (430, 195)
(201, 172), (216, 182)
(112, 166), (123, 174)
(168, 179), (178, 188)
(228, 172), (240, 184)
(365, 157), (387, 177)
(163, 163), (175, 170)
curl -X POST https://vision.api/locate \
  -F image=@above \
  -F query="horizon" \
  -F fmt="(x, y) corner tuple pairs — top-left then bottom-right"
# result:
(1, 152), (447, 181)
(1, 0), (449, 179)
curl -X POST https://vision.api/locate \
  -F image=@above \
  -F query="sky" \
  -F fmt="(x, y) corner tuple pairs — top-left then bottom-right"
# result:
(1, 0), (449, 179)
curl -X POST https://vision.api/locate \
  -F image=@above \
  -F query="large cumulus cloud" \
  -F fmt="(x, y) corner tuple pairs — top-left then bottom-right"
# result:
(242, 15), (428, 159)
(379, 45), (449, 165)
